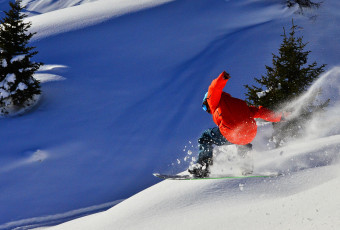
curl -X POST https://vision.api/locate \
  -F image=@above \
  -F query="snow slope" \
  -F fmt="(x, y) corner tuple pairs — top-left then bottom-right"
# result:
(1, 0), (105, 16)
(41, 66), (340, 230)
(21, 0), (100, 16)
(1, 0), (340, 229)
(26, 0), (174, 39)
(42, 166), (340, 230)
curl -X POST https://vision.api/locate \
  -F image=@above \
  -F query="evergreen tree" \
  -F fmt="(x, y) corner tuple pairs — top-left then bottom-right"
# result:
(244, 21), (327, 146)
(286, 0), (322, 20)
(286, 0), (321, 9)
(0, 0), (42, 114)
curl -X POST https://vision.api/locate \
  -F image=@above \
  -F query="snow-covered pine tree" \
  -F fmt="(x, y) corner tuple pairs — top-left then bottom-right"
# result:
(286, 0), (321, 9)
(0, 0), (42, 114)
(244, 21), (327, 147)
(286, 0), (321, 17)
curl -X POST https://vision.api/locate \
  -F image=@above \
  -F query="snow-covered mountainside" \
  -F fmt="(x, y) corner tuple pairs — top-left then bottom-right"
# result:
(21, 0), (98, 15)
(0, 0), (340, 229)
(41, 66), (340, 230)
(42, 166), (340, 230)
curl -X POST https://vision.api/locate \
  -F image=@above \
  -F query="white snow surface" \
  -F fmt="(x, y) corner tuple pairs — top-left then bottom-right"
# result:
(0, 0), (340, 229)
(21, 0), (100, 15)
(45, 165), (340, 230)
(26, 0), (174, 40)
(43, 67), (340, 230)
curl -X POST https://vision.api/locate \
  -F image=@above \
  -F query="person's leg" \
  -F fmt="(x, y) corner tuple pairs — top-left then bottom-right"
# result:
(237, 143), (254, 175)
(189, 127), (233, 177)
(237, 143), (253, 158)
(197, 127), (230, 165)
(188, 129), (212, 177)
(189, 128), (220, 177)
(196, 129), (214, 165)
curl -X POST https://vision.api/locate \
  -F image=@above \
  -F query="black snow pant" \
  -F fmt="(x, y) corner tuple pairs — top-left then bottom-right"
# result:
(197, 127), (252, 165)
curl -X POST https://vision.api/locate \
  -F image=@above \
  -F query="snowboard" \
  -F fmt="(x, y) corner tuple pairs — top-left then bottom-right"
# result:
(153, 172), (280, 180)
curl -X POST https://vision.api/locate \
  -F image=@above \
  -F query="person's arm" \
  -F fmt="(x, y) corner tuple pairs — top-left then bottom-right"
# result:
(206, 71), (230, 112)
(249, 106), (282, 122)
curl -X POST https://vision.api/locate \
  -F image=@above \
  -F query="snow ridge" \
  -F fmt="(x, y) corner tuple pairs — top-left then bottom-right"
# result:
(1, 0), (340, 229)
(26, 0), (174, 40)
(0, 199), (124, 230)
(43, 68), (340, 230)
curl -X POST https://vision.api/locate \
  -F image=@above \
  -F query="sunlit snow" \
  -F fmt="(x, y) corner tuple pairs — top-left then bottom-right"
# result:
(0, 0), (339, 229)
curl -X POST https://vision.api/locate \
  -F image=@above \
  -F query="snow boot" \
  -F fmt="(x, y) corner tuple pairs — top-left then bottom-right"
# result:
(188, 163), (209, 178)
(188, 158), (212, 178)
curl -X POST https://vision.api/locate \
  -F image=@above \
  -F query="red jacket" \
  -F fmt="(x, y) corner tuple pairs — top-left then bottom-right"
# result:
(206, 72), (282, 145)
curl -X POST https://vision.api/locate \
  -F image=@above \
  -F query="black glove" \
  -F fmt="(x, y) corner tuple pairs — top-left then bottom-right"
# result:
(223, 71), (231, 80)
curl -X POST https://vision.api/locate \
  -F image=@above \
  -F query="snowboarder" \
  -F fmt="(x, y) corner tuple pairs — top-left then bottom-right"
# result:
(188, 71), (286, 177)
